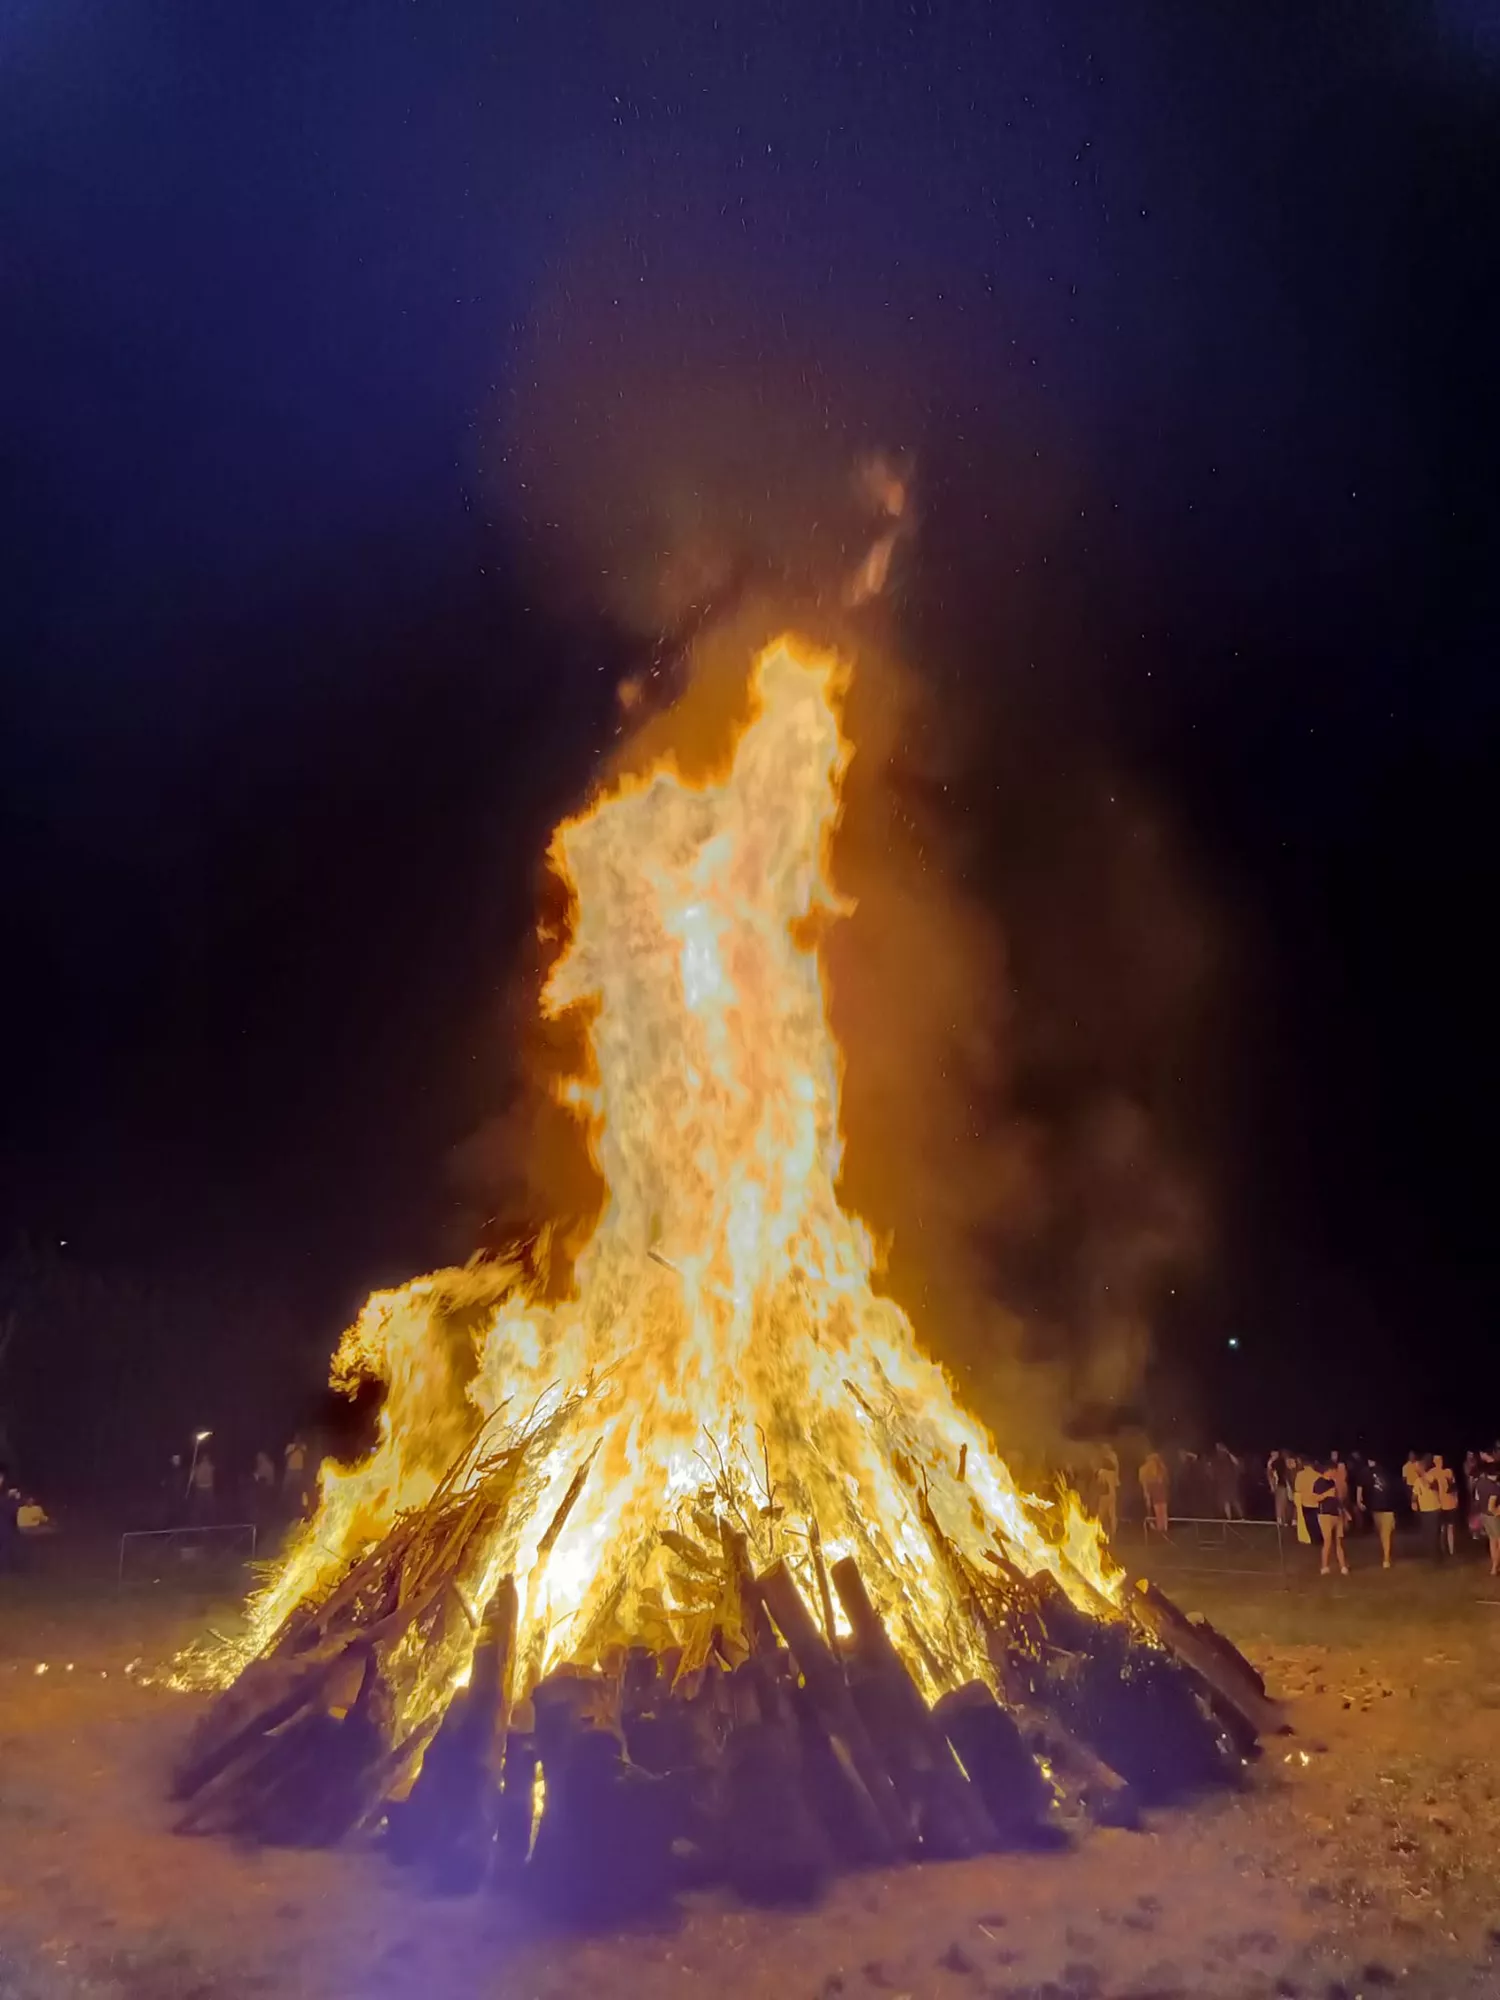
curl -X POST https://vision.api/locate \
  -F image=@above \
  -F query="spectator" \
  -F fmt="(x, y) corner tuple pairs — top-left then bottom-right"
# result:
(1096, 1446), (1120, 1541)
(1402, 1450), (1424, 1517)
(1433, 1453), (1459, 1557)
(1474, 1453), (1500, 1580)
(1267, 1449), (1293, 1527)
(1139, 1449), (1170, 1534)
(250, 1450), (277, 1525)
(1293, 1457), (1321, 1546)
(188, 1446), (216, 1524)
(1212, 1443), (1244, 1520)
(1312, 1458), (1348, 1576)
(1414, 1454), (1444, 1555)
(1360, 1456), (1401, 1569)
(0, 1464), (21, 1572)
(1345, 1452), (1369, 1534)
(284, 1437), (309, 1514)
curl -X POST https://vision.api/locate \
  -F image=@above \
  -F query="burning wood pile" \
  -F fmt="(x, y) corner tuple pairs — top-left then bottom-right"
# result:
(173, 636), (1285, 1917)
(173, 1415), (1282, 1915)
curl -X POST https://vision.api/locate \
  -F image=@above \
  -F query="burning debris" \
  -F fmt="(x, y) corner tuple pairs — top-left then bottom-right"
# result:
(173, 636), (1285, 1914)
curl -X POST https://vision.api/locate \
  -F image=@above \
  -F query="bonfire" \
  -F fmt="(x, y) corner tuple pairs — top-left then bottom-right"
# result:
(174, 636), (1284, 1912)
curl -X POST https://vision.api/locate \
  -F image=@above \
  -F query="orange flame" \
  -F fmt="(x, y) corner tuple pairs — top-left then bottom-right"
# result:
(237, 637), (1120, 1706)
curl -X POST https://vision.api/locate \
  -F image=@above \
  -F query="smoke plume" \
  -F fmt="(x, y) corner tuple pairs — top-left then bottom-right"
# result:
(455, 306), (1217, 1453)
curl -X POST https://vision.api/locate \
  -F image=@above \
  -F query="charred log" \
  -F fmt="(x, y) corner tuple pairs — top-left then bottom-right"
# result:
(932, 1681), (1061, 1847)
(1129, 1580), (1286, 1747)
(755, 1558), (911, 1859)
(830, 1555), (995, 1858)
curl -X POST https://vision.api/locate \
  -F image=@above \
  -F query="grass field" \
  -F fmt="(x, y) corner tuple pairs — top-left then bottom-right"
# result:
(1, 1519), (1498, 2000)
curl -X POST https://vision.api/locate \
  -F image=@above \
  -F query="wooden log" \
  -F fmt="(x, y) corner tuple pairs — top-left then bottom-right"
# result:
(830, 1556), (996, 1858)
(1013, 1697), (1140, 1830)
(932, 1681), (1060, 1847)
(492, 1731), (539, 1877)
(660, 1528), (721, 1577)
(715, 1660), (835, 1902)
(986, 1551), (1100, 1656)
(720, 1520), (775, 1654)
(1129, 1579), (1287, 1740)
(1040, 1625), (1240, 1804)
(172, 1632), (355, 1803)
(535, 1444), (600, 1565)
(807, 1520), (839, 1650)
(384, 1578), (517, 1877)
(755, 1559), (910, 1860)
(432, 1576), (519, 1891)
(528, 1725), (682, 1923)
(1188, 1607), (1269, 1698)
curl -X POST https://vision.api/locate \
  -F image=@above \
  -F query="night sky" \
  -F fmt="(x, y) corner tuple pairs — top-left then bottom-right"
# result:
(2, 2), (1496, 1483)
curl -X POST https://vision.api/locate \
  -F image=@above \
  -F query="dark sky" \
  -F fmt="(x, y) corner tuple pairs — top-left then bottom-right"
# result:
(2, 1), (1496, 1477)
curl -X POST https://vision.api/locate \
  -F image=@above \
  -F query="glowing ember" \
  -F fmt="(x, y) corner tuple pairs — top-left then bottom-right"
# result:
(232, 635), (1120, 1723)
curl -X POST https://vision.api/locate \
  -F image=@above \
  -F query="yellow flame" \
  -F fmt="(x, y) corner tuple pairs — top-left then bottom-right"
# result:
(235, 637), (1121, 1709)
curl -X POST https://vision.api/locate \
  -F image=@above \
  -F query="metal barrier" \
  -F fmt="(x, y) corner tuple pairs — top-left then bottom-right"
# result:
(117, 1521), (258, 1586)
(1132, 1513), (1290, 1586)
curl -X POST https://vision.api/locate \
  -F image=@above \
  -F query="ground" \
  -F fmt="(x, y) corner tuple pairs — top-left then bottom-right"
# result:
(2, 1522), (1499, 2000)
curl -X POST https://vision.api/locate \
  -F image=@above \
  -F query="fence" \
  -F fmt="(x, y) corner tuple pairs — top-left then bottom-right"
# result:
(117, 1521), (258, 1587)
(1130, 1513), (1290, 1586)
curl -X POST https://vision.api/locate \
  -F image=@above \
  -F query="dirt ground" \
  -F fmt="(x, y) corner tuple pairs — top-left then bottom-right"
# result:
(2, 1526), (1500, 2000)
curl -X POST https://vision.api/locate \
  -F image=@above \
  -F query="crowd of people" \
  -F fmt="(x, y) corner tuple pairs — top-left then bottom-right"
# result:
(163, 1434), (318, 1528)
(1115, 1443), (1500, 1577)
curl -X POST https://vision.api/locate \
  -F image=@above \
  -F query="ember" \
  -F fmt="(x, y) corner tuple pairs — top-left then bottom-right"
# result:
(173, 635), (1284, 1908)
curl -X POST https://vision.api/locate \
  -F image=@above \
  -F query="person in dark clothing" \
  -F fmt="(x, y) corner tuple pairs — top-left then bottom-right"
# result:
(1359, 1457), (1402, 1569)
(1432, 1453), (1459, 1557)
(1266, 1450), (1293, 1526)
(1312, 1459), (1348, 1576)
(1211, 1443), (1245, 1520)
(0, 1465), (22, 1572)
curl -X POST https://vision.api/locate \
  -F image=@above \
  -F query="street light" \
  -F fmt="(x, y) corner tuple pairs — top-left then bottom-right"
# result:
(185, 1429), (212, 1497)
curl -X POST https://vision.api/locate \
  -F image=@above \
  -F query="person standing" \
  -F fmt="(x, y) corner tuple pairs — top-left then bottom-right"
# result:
(1413, 1454), (1444, 1556)
(1267, 1450), (1293, 1527)
(1096, 1446), (1120, 1541)
(188, 1446), (216, 1524)
(251, 1450), (277, 1525)
(1212, 1443), (1245, 1521)
(0, 1464), (21, 1573)
(1433, 1453), (1459, 1557)
(1346, 1452), (1369, 1535)
(1293, 1456), (1321, 1547)
(1473, 1453), (1500, 1579)
(1402, 1450), (1424, 1522)
(1464, 1450), (1481, 1538)
(1139, 1449), (1170, 1534)
(283, 1437), (309, 1515)
(1360, 1457), (1401, 1569)
(1312, 1458), (1348, 1576)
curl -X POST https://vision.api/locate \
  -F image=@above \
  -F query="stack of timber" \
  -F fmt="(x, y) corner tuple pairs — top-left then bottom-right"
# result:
(173, 1435), (1289, 1918)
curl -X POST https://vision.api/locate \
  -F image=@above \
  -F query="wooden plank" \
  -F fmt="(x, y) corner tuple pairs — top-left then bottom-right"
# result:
(755, 1559), (910, 1859)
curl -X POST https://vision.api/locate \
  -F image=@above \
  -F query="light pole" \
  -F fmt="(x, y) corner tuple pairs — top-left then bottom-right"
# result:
(184, 1429), (211, 1499)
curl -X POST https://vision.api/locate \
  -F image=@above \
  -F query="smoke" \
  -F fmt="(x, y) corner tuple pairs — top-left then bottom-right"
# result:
(454, 291), (1217, 1450)
(821, 628), (1209, 1458)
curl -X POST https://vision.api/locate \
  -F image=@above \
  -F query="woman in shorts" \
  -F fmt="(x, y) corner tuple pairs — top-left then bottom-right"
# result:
(1312, 1459), (1348, 1576)
(1474, 1455), (1500, 1578)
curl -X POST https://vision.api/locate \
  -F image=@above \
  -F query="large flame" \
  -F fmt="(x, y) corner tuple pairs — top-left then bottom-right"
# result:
(240, 637), (1119, 1710)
